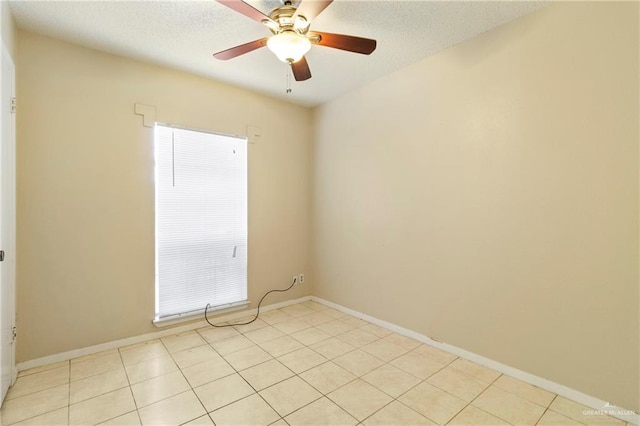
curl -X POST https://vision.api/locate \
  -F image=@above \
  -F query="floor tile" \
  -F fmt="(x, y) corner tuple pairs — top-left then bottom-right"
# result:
(333, 349), (385, 377)
(197, 325), (240, 343)
(549, 396), (626, 425)
(359, 324), (392, 338)
(448, 404), (509, 425)
(398, 381), (467, 425)
(203, 319), (232, 328)
(299, 312), (333, 326)
(224, 345), (272, 371)
(239, 359), (294, 391)
(290, 327), (332, 346)
(360, 339), (409, 362)
(210, 394), (280, 426)
(260, 335), (305, 358)
(390, 350), (448, 379)
(210, 335), (255, 355)
(321, 308), (348, 319)
(412, 344), (458, 366)
(119, 340), (168, 366)
(71, 349), (120, 364)
(494, 374), (555, 407)
(11, 407), (68, 426)
(278, 347), (328, 374)
(299, 361), (356, 394)
(285, 397), (357, 426)
(130, 370), (190, 407)
(272, 319), (312, 335)
(70, 367), (129, 404)
(259, 376), (322, 417)
(316, 320), (355, 336)
(327, 379), (392, 421)
(125, 354), (178, 384)
(280, 304), (316, 318)
(362, 401), (435, 426)
(447, 358), (500, 384)
(6, 365), (69, 400)
(69, 387), (136, 426)
(243, 326), (285, 344)
(183, 414), (215, 425)
(138, 390), (206, 426)
(8, 302), (625, 426)
(361, 364), (420, 398)
(194, 373), (255, 412)
(17, 361), (69, 378)
(537, 409), (583, 425)
(0, 384), (69, 424)
(336, 329), (379, 347)
(172, 344), (219, 369)
(383, 333), (421, 350)
(258, 310), (295, 325)
(310, 338), (356, 360)
(472, 385), (546, 425)
(181, 355), (235, 388)
(161, 331), (206, 353)
(232, 318), (269, 334)
(98, 410), (141, 425)
(426, 366), (490, 402)
(300, 301), (329, 312)
(340, 316), (369, 328)
(70, 352), (123, 382)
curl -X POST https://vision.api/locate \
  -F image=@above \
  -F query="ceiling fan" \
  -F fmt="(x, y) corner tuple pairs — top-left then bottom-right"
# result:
(213, 0), (377, 81)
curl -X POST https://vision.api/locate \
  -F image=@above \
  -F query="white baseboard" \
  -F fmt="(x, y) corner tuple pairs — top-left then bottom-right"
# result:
(312, 296), (639, 426)
(16, 295), (312, 372)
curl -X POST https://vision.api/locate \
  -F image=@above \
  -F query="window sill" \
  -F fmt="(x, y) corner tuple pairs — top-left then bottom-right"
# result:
(153, 300), (250, 328)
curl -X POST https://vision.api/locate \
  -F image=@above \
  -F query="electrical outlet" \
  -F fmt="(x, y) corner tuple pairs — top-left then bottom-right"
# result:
(299, 273), (305, 284)
(292, 275), (298, 285)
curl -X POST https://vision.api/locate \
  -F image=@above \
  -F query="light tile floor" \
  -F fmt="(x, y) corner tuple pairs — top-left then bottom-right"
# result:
(0, 301), (631, 426)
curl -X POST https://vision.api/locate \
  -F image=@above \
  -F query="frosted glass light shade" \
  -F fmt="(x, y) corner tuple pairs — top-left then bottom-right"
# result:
(267, 31), (311, 63)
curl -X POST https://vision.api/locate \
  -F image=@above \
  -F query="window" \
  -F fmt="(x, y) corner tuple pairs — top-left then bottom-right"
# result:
(154, 124), (247, 321)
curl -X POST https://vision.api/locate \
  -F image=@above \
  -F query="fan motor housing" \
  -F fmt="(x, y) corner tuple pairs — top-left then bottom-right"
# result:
(269, 5), (309, 35)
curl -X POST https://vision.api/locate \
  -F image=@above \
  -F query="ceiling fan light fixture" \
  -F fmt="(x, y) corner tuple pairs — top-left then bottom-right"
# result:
(267, 31), (311, 63)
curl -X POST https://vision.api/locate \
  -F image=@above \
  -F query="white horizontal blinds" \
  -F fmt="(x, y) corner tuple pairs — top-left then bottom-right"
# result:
(155, 124), (247, 319)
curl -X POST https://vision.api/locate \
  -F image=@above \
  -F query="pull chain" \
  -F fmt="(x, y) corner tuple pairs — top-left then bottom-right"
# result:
(286, 69), (292, 94)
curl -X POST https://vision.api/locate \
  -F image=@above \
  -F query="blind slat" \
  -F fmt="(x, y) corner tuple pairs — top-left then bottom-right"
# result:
(155, 125), (247, 319)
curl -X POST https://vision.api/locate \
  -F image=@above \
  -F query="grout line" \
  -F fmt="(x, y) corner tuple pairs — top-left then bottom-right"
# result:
(159, 335), (212, 423)
(201, 319), (293, 421)
(115, 345), (144, 426)
(536, 406), (551, 425)
(68, 351), (135, 425)
(292, 322), (405, 423)
(218, 309), (366, 422)
(459, 372), (510, 425)
(297, 316), (483, 425)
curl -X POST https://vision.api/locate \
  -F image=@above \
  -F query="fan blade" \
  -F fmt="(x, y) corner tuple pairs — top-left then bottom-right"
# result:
(213, 37), (269, 60)
(309, 31), (377, 55)
(294, 0), (333, 22)
(216, 0), (276, 26)
(291, 56), (312, 81)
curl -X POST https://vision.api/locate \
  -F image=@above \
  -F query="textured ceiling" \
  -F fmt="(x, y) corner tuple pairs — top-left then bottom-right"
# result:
(9, 0), (545, 107)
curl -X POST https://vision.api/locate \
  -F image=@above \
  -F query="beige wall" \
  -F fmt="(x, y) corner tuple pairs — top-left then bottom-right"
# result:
(313, 2), (639, 412)
(16, 31), (313, 362)
(1, 0), (16, 58)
